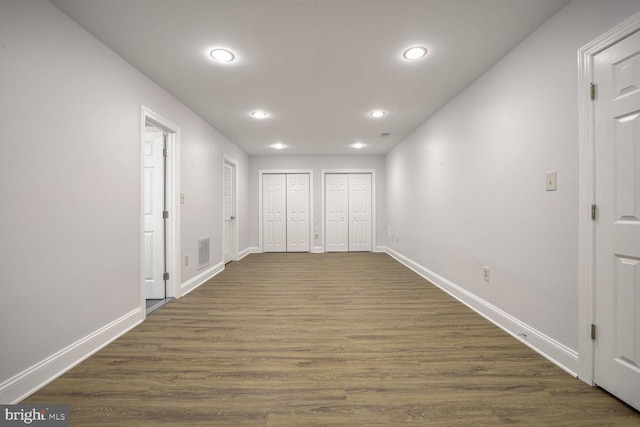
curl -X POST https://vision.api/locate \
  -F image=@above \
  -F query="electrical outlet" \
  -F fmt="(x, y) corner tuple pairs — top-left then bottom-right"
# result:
(483, 266), (490, 282)
(184, 255), (189, 266)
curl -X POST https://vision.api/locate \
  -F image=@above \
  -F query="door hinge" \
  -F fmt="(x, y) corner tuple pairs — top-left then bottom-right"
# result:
(590, 82), (596, 101)
(591, 204), (597, 221)
(163, 210), (169, 219)
(591, 323), (596, 340)
(163, 148), (168, 157)
(163, 272), (169, 281)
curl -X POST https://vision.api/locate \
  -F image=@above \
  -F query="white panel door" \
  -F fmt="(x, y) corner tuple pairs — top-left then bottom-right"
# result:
(144, 130), (165, 299)
(593, 29), (640, 411)
(263, 174), (286, 252)
(326, 174), (348, 252)
(286, 174), (310, 252)
(223, 162), (234, 264)
(349, 174), (372, 252)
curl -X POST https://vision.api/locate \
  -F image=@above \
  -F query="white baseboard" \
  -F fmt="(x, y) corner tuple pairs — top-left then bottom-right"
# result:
(309, 247), (384, 254)
(385, 248), (579, 377)
(0, 307), (144, 404)
(237, 247), (258, 260)
(180, 261), (224, 297)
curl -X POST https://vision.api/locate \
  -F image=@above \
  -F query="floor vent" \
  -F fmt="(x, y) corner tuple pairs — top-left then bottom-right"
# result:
(197, 237), (210, 271)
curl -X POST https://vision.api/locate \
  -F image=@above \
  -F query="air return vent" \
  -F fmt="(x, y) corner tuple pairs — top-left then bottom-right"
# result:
(197, 237), (210, 271)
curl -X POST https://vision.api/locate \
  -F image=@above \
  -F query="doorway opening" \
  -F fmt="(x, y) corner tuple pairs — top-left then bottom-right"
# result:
(578, 12), (640, 411)
(223, 157), (238, 264)
(142, 107), (180, 315)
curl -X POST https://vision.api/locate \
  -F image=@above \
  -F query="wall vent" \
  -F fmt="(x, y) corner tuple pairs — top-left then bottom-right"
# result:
(197, 237), (210, 271)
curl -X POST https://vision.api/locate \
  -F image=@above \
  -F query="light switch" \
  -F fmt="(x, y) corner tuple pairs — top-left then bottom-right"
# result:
(546, 172), (557, 191)
(181, 193), (185, 204)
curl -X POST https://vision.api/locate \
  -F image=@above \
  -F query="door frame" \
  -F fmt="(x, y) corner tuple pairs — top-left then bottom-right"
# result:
(321, 169), (376, 253)
(223, 156), (238, 263)
(577, 11), (640, 385)
(141, 106), (181, 311)
(258, 169), (313, 252)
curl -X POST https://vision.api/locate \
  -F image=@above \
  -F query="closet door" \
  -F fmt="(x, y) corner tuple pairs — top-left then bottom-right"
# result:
(286, 174), (310, 252)
(325, 174), (349, 252)
(349, 174), (372, 252)
(263, 174), (286, 252)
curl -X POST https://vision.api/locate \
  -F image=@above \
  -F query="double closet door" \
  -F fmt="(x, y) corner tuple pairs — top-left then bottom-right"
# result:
(326, 173), (372, 252)
(263, 174), (310, 252)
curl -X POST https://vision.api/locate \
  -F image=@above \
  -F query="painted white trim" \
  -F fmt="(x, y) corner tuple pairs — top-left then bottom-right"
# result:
(141, 106), (181, 306)
(577, 11), (640, 386)
(385, 248), (579, 377)
(238, 247), (259, 259)
(166, 130), (180, 299)
(0, 308), (144, 404)
(311, 246), (324, 253)
(258, 169), (314, 253)
(320, 169), (376, 253)
(223, 156), (239, 263)
(180, 261), (224, 297)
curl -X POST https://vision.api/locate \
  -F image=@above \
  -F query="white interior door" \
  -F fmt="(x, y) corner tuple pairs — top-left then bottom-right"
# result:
(223, 161), (235, 264)
(263, 174), (286, 252)
(326, 174), (348, 252)
(349, 174), (372, 252)
(286, 174), (310, 252)
(326, 173), (371, 252)
(593, 29), (640, 411)
(144, 129), (166, 299)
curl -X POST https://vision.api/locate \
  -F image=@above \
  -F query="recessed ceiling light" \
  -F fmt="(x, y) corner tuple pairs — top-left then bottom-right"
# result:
(251, 111), (269, 119)
(370, 110), (386, 118)
(210, 48), (235, 63)
(271, 143), (286, 150)
(402, 46), (428, 60)
(351, 142), (366, 149)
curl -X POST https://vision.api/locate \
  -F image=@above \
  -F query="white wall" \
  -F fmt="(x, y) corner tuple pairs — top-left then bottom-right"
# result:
(249, 155), (386, 252)
(0, 0), (248, 403)
(386, 0), (640, 375)
(179, 119), (249, 288)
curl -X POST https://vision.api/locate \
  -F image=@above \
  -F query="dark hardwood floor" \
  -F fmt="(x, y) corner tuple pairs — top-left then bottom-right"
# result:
(24, 253), (640, 426)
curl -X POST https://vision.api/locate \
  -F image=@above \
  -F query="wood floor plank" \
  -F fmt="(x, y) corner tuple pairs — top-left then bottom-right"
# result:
(23, 253), (640, 425)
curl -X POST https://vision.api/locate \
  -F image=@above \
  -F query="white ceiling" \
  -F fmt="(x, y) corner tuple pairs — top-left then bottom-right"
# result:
(49, 0), (571, 156)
